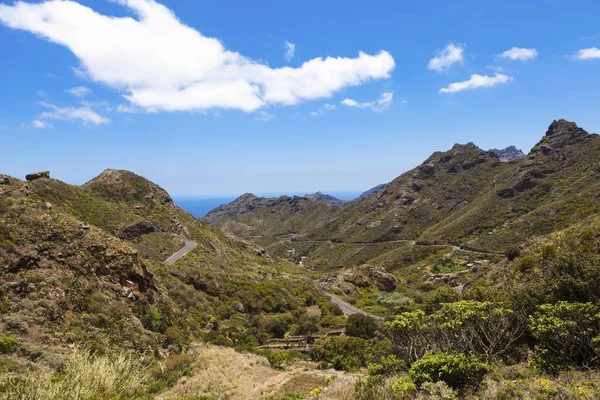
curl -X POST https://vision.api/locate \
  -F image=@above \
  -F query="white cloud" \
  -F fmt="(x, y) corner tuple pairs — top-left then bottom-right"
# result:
(66, 86), (92, 97)
(574, 47), (600, 60)
(30, 119), (52, 129)
(310, 103), (336, 117)
(428, 43), (464, 72)
(255, 110), (274, 121)
(341, 91), (393, 112)
(0, 0), (395, 114)
(38, 101), (110, 126)
(439, 73), (512, 94)
(498, 47), (538, 61)
(284, 41), (295, 61)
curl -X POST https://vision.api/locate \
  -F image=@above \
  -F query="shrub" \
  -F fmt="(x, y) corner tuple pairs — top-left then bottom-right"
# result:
(315, 336), (371, 372)
(346, 314), (378, 339)
(264, 350), (297, 370)
(265, 317), (290, 339)
(420, 286), (460, 314)
(384, 310), (430, 363)
(1, 351), (148, 400)
(391, 375), (417, 399)
(409, 352), (490, 390)
(0, 336), (17, 354)
(516, 255), (536, 273)
(417, 381), (458, 399)
(294, 315), (319, 341)
(368, 354), (407, 376)
(529, 301), (600, 372)
(505, 246), (521, 261)
(354, 375), (396, 400)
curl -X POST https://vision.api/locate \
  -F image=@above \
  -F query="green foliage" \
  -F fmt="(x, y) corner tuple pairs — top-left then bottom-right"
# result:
(315, 336), (371, 372)
(294, 315), (319, 340)
(345, 314), (378, 339)
(409, 352), (490, 390)
(529, 301), (600, 373)
(384, 310), (429, 363)
(417, 381), (458, 399)
(391, 375), (417, 399)
(147, 353), (195, 394)
(419, 286), (460, 314)
(516, 255), (536, 273)
(0, 336), (17, 355)
(265, 317), (291, 339)
(505, 246), (521, 261)
(368, 354), (407, 376)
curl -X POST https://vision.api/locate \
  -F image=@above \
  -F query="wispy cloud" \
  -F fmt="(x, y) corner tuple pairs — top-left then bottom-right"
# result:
(428, 43), (464, 72)
(341, 92), (393, 112)
(38, 101), (110, 126)
(284, 41), (295, 61)
(310, 103), (336, 117)
(439, 73), (512, 93)
(574, 47), (600, 60)
(30, 119), (52, 129)
(0, 0), (395, 114)
(66, 86), (93, 98)
(255, 110), (274, 122)
(498, 47), (538, 61)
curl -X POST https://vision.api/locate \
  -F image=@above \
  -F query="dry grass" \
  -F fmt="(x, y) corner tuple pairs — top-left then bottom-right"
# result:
(158, 344), (359, 400)
(0, 351), (148, 400)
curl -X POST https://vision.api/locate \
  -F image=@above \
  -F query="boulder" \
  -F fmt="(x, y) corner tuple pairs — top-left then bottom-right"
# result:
(25, 171), (50, 181)
(0, 175), (11, 185)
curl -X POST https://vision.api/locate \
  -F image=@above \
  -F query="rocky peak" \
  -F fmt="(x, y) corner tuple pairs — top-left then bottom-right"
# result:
(532, 120), (593, 154)
(490, 146), (526, 162)
(419, 142), (497, 178)
(85, 169), (173, 205)
(304, 191), (346, 207)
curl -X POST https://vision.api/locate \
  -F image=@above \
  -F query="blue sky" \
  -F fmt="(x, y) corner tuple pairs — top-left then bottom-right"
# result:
(1, 0), (599, 196)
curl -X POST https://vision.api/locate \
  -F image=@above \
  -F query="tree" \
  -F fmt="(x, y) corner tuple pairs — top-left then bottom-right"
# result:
(346, 314), (378, 339)
(384, 310), (431, 363)
(409, 352), (490, 391)
(295, 315), (319, 342)
(529, 301), (600, 372)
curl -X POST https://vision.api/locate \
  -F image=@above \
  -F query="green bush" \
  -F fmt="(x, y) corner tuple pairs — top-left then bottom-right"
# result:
(391, 375), (417, 399)
(505, 246), (521, 261)
(409, 352), (490, 390)
(265, 317), (290, 339)
(368, 354), (407, 376)
(0, 336), (17, 354)
(529, 301), (600, 372)
(516, 255), (536, 273)
(345, 314), (378, 339)
(315, 336), (371, 372)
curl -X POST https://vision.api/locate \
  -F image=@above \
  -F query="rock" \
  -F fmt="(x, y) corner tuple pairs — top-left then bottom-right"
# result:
(490, 146), (526, 162)
(187, 342), (203, 356)
(25, 171), (50, 181)
(338, 265), (397, 293)
(117, 220), (156, 240)
(0, 175), (11, 185)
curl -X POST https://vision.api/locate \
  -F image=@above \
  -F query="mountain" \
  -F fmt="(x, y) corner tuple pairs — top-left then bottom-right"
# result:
(490, 145), (526, 162)
(0, 170), (318, 382)
(202, 193), (342, 237)
(304, 191), (347, 207)
(354, 183), (388, 201)
(203, 120), (600, 267)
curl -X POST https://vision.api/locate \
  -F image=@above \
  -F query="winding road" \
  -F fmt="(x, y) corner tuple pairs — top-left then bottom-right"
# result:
(165, 240), (197, 265)
(327, 293), (384, 320)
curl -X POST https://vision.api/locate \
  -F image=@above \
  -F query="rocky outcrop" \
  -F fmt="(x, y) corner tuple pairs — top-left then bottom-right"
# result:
(354, 183), (388, 202)
(491, 146), (526, 162)
(25, 171), (50, 181)
(85, 169), (173, 205)
(118, 220), (156, 240)
(333, 265), (397, 295)
(530, 120), (596, 156)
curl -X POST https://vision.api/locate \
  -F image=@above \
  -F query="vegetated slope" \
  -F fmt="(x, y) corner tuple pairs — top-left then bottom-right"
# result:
(0, 171), (317, 381)
(205, 120), (600, 257)
(202, 193), (342, 237)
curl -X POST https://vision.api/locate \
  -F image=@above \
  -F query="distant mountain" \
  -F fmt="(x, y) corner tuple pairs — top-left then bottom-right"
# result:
(203, 120), (600, 266)
(305, 191), (347, 206)
(490, 145), (526, 162)
(355, 183), (388, 201)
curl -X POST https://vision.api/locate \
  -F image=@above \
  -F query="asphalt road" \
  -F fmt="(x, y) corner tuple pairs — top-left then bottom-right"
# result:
(327, 293), (383, 320)
(165, 240), (197, 265)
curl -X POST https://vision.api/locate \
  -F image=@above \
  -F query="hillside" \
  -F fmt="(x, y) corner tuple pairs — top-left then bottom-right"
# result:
(0, 170), (326, 397)
(204, 120), (600, 264)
